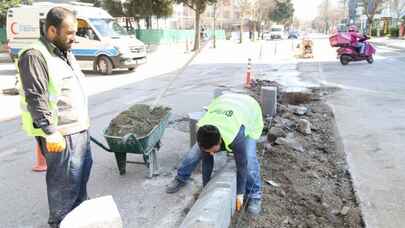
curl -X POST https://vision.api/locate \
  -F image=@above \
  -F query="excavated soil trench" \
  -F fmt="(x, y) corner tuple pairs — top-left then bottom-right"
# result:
(232, 83), (364, 228)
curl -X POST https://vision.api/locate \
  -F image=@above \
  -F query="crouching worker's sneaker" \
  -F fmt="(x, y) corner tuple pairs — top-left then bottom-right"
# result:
(166, 178), (186, 193)
(247, 198), (262, 216)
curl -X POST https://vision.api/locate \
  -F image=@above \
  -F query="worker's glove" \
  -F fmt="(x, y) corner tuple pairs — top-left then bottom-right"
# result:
(45, 132), (66, 153)
(236, 194), (244, 212)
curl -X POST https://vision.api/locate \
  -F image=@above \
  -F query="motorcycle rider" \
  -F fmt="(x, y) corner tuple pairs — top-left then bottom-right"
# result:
(348, 25), (366, 55)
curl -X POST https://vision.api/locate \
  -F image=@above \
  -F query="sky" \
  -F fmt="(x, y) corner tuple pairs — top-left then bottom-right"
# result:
(292, 0), (326, 21)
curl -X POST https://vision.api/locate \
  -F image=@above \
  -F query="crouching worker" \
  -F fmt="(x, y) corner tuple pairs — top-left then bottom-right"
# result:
(166, 93), (263, 215)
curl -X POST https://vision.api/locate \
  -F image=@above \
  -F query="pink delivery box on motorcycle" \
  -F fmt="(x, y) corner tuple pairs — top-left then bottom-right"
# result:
(329, 33), (351, 47)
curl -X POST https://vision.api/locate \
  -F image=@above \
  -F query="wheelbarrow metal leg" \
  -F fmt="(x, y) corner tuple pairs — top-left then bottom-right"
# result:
(152, 141), (160, 176)
(152, 148), (159, 176)
(114, 152), (127, 175)
(147, 148), (159, 178)
(147, 149), (154, 178)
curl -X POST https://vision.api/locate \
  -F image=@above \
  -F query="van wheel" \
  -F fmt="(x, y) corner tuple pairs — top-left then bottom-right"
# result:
(128, 67), (135, 72)
(94, 56), (113, 75)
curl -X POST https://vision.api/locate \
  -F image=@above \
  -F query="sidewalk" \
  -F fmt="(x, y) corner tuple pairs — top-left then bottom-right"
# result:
(0, 42), (195, 122)
(0, 52), (11, 63)
(371, 37), (405, 49)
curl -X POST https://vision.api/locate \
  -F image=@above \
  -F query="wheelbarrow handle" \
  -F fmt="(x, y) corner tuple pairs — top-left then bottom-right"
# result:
(90, 136), (112, 152)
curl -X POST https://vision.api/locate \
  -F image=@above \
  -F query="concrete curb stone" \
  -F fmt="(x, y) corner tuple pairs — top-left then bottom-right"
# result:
(180, 161), (236, 228)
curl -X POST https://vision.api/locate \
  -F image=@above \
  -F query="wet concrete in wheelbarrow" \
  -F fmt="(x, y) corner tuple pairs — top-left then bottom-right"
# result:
(106, 104), (171, 137)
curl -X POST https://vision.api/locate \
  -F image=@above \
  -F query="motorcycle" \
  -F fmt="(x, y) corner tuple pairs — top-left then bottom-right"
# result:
(330, 34), (376, 65)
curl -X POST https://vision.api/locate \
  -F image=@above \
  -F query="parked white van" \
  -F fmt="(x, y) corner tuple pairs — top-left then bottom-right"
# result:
(7, 1), (147, 75)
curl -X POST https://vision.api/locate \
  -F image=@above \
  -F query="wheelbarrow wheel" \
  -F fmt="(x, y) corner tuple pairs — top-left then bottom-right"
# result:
(114, 152), (127, 175)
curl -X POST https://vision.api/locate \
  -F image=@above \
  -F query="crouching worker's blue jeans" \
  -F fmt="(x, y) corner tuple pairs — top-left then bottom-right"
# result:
(36, 130), (93, 226)
(175, 126), (262, 200)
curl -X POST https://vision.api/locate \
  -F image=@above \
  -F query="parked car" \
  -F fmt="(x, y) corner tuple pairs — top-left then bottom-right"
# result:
(288, 31), (300, 39)
(270, 25), (284, 39)
(263, 32), (271, 41)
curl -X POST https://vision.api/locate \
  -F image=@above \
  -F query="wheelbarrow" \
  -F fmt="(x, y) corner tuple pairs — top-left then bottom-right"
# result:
(90, 112), (171, 178)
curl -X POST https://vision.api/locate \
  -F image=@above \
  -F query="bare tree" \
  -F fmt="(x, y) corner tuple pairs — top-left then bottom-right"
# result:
(317, 0), (346, 33)
(236, 0), (255, 43)
(361, 0), (387, 35)
(390, 0), (405, 19)
(176, 0), (217, 51)
(252, 0), (276, 38)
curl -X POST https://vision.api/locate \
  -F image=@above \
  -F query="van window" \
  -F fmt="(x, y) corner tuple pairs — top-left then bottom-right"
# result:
(77, 18), (99, 40)
(271, 28), (282, 32)
(89, 18), (127, 38)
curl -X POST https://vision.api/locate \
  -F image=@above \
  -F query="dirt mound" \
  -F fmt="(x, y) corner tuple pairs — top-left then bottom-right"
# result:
(106, 104), (170, 137)
(232, 87), (364, 228)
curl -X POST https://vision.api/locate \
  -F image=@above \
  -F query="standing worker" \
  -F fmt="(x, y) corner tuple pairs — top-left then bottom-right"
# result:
(166, 93), (263, 215)
(17, 7), (92, 227)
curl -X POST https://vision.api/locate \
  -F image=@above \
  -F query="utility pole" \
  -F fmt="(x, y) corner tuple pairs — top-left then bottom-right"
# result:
(343, 0), (348, 24)
(348, 0), (358, 24)
(213, 3), (217, 48)
(325, 0), (330, 34)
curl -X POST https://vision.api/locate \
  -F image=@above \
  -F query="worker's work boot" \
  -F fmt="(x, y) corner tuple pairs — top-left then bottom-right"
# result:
(166, 178), (186, 193)
(247, 198), (262, 216)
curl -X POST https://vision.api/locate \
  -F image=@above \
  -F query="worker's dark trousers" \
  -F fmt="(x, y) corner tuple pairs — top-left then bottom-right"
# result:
(36, 130), (92, 227)
(176, 126), (262, 199)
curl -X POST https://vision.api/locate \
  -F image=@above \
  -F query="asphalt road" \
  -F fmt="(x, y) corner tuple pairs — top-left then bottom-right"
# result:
(0, 40), (275, 228)
(299, 38), (405, 228)
(2, 37), (403, 228)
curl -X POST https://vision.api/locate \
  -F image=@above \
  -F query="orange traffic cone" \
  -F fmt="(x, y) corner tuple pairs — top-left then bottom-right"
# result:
(244, 58), (253, 88)
(32, 144), (47, 172)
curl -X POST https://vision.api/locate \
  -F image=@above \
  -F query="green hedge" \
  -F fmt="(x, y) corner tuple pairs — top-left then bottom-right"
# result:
(129, 29), (226, 45)
(371, 28), (377, 36)
(206, 30), (226, 40)
(0, 27), (6, 44)
(390, 27), (399, 37)
(132, 29), (194, 45)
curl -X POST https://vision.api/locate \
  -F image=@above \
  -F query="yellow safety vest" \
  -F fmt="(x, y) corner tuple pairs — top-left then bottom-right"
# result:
(17, 40), (89, 137)
(197, 93), (264, 151)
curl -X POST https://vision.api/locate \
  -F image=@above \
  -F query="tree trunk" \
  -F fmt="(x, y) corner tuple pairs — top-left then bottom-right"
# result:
(240, 17), (243, 44)
(367, 17), (373, 36)
(125, 17), (130, 32)
(193, 11), (201, 51)
(146, 16), (152, 29)
(157, 17), (160, 29)
(129, 19), (133, 32)
(253, 22), (257, 41)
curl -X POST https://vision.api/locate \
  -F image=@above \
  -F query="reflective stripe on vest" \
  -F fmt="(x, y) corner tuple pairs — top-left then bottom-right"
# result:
(18, 40), (89, 137)
(197, 93), (264, 151)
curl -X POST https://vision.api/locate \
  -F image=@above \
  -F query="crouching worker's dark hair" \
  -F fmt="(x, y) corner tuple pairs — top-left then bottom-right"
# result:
(197, 125), (221, 150)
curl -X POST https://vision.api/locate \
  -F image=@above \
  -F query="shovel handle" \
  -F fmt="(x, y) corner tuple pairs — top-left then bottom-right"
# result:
(90, 136), (112, 152)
